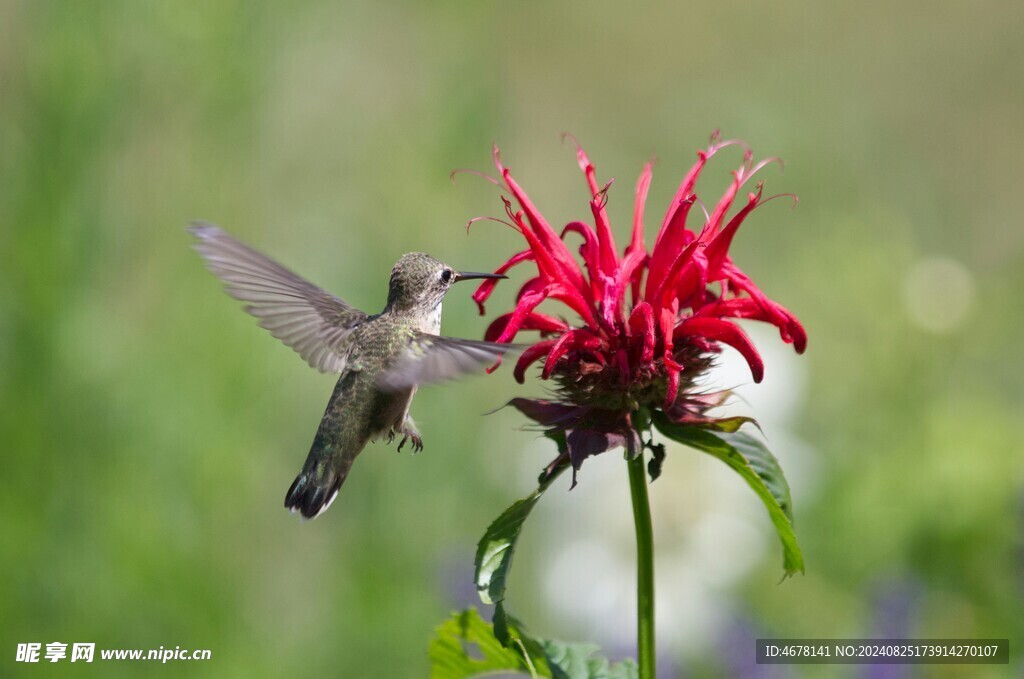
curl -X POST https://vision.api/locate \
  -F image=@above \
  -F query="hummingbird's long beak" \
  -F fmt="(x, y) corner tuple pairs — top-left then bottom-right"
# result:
(453, 271), (507, 283)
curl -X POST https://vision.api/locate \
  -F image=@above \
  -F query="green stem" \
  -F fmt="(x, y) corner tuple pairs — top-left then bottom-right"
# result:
(627, 451), (655, 679)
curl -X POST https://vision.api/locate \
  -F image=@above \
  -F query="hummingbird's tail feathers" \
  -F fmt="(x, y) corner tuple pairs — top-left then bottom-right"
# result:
(284, 466), (344, 520)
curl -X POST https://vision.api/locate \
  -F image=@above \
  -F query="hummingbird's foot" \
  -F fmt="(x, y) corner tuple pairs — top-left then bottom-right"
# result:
(393, 417), (421, 454)
(397, 433), (423, 453)
(396, 422), (423, 453)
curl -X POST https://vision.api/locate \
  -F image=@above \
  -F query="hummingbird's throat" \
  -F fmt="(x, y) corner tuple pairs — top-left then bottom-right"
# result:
(423, 301), (442, 334)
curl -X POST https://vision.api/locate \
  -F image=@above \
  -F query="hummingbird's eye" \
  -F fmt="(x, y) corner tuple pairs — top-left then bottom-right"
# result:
(440, 269), (453, 284)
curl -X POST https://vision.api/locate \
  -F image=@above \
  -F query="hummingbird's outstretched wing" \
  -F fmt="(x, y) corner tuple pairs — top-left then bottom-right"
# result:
(189, 222), (368, 373)
(376, 333), (521, 392)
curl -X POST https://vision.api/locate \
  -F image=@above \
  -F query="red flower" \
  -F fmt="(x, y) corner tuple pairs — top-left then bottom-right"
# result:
(468, 133), (806, 482)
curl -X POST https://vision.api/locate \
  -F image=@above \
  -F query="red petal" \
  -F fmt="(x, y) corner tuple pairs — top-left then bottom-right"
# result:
(602, 248), (646, 326)
(542, 330), (577, 378)
(516, 276), (546, 302)
(513, 340), (557, 383)
(590, 189), (620, 276)
(484, 311), (569, 342)
(565, 136), (619, 279)
(648, 236), (700, 309)
(565, 133), (601, 195)
(499, 201), (563, 282)
(628, 301), (656, 363)
(698, 153), (782, 247)
(572, 140), (619, 270)
(675, 317), (764, 382)
(493, 289), (549, 344)
(499, 200), (599, 327)
(630, 162), (653, 256)
(694, 295), (805, 353)
(494, 147), (590, 296)
(546, 283), (601, 328)
(698, 153), (748, 243)
(783, 310), (807, 354)
(664, 367), (680, 408)
(655, 154), (708, 249)
(719, 261), (806, 353)
(659, 300), (680, 374)
(561, 221), (602, 298)
(646, 196), (696, 302)
(471, 249), (534, 314)
(703, 187), (761, 278)
(673, 245), (709, 309)
(649, 136), (746, 301)
(653, 135), (739, 251)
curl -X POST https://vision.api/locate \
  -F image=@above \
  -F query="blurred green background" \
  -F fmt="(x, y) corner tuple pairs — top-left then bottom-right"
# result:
(2, 1), (1022, 677)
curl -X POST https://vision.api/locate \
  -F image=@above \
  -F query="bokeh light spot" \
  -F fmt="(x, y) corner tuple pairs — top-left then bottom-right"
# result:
(902, 256), (975, 333)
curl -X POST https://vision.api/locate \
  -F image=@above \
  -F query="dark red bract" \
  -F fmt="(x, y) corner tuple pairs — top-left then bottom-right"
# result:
(468, 133), (807, 482)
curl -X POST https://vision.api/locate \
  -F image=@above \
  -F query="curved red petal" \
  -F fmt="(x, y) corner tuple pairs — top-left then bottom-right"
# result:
(494, 148), (589, 294)
(516, 276), (546, 302)
(484, 311), (569, 342)
(648, 236), (700, 309)
(646, 196), (696, 302)
(565, 133), (601, 196)
(630, 162), (653, 257)
(513, 340), (557, 383)
(628, 301), (656, 363)
(471, 249), (533, 314)
(719, 261), (805, 351)
(673, 246), (709, 309)
(700, 159), (746, 241)
(494, 289), (549, 344)
(500, 200), (563, 281)
(654, 135), (738, 250)
(784, 308), (807, 354)
(561, 221), (602, 297)
(499, 204), (599, 328)
(600, 248), (646, 327)
(696, 295), (806, 354)
(663, 367), (680, 409)
(546, 283), (600, 329)
(590, 190), (620, 276)
(704, 186), (762, 278)
(675, 317), (764, 383)
(566, 135), (620, 277)
(700, 152), (782, 246)
(542, 330), (578, 378)
(659, 301), (680, 374)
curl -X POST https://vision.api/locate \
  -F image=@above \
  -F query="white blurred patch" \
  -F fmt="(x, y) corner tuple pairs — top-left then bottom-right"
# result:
(695, 323), (808, 426)
(902, 256), (975, 333)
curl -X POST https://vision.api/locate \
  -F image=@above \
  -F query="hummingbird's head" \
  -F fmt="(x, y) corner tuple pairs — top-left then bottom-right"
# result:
(386, 252), (505, 314)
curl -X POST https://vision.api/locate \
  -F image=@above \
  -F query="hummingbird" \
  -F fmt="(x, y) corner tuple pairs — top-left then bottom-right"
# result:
(189, 223), (513, 519)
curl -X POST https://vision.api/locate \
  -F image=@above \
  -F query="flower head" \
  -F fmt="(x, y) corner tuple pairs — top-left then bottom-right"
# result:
(468, 133), (806, 483)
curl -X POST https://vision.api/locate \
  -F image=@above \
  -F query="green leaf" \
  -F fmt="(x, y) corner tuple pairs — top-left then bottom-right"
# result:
(428, 609), (636, 679)
(697, 415), (757, 433)
(652, 412), (805, 576)
(475, 452), (566, 608)
(428, 608), (544, 678)
(541, 640), (639, 679)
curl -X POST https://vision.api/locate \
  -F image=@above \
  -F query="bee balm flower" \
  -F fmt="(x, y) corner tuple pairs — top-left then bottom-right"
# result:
(469, 133), (806, 483)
